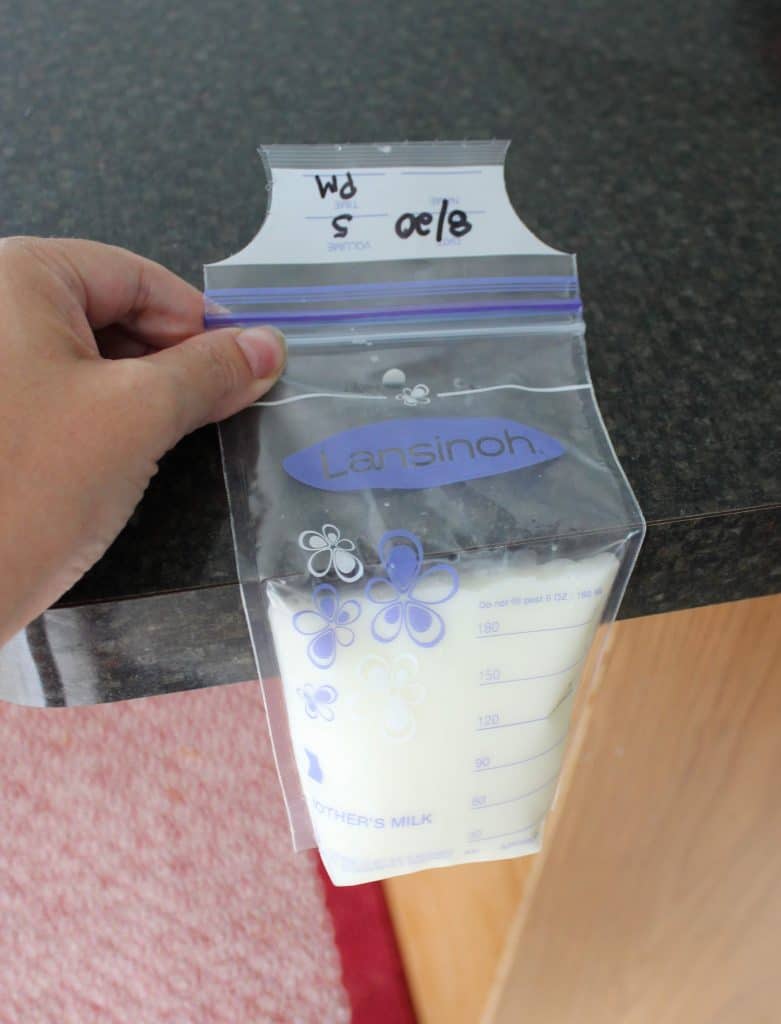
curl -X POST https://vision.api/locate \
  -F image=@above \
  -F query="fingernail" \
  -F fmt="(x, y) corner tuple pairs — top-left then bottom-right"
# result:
(204, 296), (232, 316)
(236, 325), (286, 378)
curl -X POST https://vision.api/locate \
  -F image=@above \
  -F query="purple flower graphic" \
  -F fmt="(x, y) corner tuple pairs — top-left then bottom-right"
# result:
(293, 583), (361, 669)
(298, 523), (364, 583)
(297, 684), (338, 722)
(365, 530), (458, 647)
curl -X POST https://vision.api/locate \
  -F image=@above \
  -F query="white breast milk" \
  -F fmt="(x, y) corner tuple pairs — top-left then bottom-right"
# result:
(268, 550), (618, 885)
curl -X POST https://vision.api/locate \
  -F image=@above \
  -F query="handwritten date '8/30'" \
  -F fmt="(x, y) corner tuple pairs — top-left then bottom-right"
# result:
(316, 172), (473, 243)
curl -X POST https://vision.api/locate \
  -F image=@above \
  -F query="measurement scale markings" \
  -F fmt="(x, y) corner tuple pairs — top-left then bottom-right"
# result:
(477, 713), (548, 731)
(479, 656), (585, 686)
(473, 733), (568, 773)
(476, 617), (593, 640)
(474, 773), (559, 810)
(474, 812), (547, 843)
(476, 691), (573, 732)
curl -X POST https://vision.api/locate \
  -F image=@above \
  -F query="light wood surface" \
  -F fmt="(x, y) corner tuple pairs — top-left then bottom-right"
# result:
(487, 593), (781, 1024)
(385, 595), (781, 1024)
(384, 854), (536, 1024)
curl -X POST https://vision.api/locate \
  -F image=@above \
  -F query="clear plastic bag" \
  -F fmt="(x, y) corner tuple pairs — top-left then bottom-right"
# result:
(205, 142), (644, 885)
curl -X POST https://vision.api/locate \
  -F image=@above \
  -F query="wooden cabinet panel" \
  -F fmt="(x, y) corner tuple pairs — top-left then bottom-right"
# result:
(487, 594), (781, 1024)
(386, 596), (781, 1024)
(385, 856), (535, 1024)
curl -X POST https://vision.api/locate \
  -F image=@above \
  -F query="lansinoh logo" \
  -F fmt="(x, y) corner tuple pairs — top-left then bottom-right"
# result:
(283, 417), (564, 492)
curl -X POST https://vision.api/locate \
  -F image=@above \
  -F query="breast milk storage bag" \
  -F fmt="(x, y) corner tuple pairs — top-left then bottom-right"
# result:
(205, 141), (644, 886)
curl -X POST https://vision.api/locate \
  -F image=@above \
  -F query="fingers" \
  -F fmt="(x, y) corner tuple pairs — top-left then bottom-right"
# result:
(130, 323), (286, 447)
(2, 236), (206, 347)
(95, 324), (155, 359)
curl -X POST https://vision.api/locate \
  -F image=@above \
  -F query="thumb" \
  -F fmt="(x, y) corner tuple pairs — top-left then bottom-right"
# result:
(143, 324), (286, 441)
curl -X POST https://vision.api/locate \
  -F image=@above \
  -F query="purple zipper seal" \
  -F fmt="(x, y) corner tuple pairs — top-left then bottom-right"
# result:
(205, 300), (583, 328)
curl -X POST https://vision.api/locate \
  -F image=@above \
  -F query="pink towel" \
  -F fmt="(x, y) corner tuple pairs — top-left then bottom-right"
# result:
(0, 682), (351, 1024)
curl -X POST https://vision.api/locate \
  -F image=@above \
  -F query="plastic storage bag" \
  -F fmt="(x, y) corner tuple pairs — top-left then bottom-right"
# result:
(204, 141), (644, 886)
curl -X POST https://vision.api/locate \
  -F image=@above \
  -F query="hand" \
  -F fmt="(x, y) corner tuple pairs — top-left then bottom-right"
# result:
(0, 237), (285, 645)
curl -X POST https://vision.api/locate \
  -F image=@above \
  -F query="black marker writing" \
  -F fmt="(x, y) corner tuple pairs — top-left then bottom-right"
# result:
(446, 207), (472, 238)
(395, 211), (433, 238)
(315, 172), (357, 200)
(395, 199), (472, 242)
(332, 214), (353, 238)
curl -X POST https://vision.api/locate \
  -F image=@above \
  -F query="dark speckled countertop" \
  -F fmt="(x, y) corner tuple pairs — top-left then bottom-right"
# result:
(1, 0), (779, 704)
